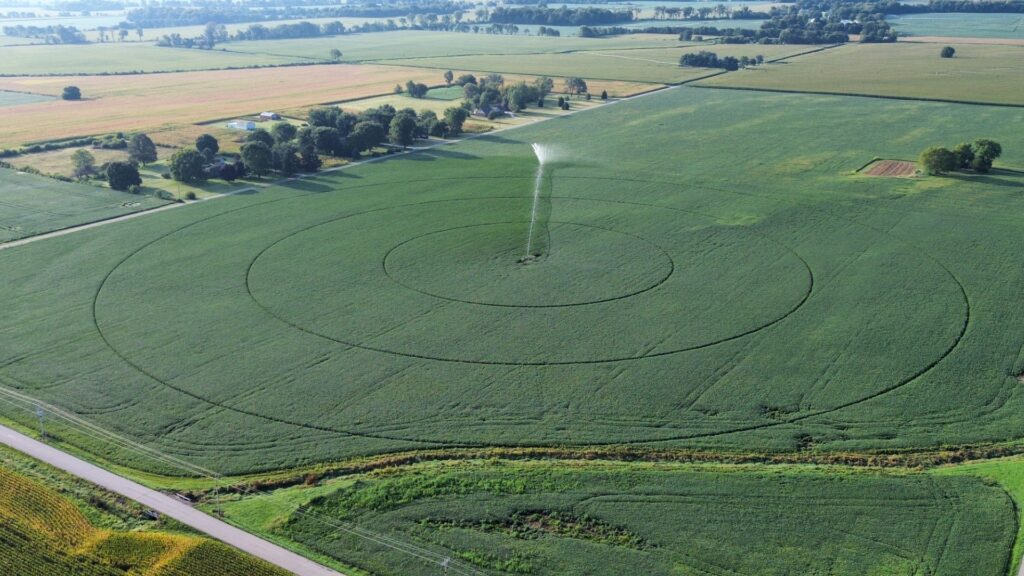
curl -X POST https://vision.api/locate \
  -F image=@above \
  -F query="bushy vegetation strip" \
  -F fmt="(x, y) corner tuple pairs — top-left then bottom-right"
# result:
(272, 461), (1015, 576)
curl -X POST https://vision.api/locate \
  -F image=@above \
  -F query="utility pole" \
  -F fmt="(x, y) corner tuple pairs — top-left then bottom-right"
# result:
(34, 405), (45, 441)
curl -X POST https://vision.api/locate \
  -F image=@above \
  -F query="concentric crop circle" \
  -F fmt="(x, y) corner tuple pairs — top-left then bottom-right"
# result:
(88, 174), (970, 449)
(383, 221), (675, 307)
(246, 196), (813, 365)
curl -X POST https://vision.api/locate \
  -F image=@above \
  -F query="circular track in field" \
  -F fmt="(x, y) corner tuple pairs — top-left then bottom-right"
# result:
(383, 221), (675, 308)
(246, 196), (813, 365)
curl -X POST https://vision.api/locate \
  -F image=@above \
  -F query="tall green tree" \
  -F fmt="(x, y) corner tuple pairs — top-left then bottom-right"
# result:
(311, 126), (343, 156)
(246, 128), (274, 148)
(388, 110), (418, 148)
(444, 106), (469, 135)
(297, 136), (322, 172)
(919, 146), (957, 175)
(940, 46), (955, 58)
(971, 139), (1002, 173)
(271, 141), (300, 175)
(241, 141), (273, 178)
(106, 161), (142, 191)
(61, 86), (81, 100)
(195, 133), (219, 156)
(70, 148), (95, 178)
(127, 133), (158, 165)
(952, 142), (974, 169)
(169, 148), (206, 183)
(349, 121), (386, 152)
(443, 70), (454, 86)
(564, 77), (587, 98)
(271, 122), (297, 143)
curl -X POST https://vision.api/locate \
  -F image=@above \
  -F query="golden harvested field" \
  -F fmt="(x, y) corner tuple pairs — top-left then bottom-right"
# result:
(0, 64), (440, 148)
(8, 147), (136, 177)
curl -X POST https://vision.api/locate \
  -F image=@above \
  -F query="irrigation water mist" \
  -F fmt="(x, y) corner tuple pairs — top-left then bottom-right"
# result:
(523, 143), (552, 261)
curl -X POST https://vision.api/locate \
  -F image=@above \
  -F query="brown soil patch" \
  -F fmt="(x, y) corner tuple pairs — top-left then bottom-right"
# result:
(864, 159), (917, 178)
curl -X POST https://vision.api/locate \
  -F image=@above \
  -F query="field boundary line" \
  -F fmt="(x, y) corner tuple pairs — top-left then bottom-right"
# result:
(690, 83), (1024, 109)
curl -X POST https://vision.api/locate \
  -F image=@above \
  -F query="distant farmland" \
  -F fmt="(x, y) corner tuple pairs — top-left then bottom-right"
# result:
(697, 42), (1024, 106)
(0, 168), (169, 242)
(889, 12), (1024, 41)
(385, 44), (825, 84)
(224, 30), (688, 62)
(0, 64), (440, 148)
(0, 43), (311, 75)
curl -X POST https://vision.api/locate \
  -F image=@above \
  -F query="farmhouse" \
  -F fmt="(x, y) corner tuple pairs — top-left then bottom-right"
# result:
(259, 111), (281, 121)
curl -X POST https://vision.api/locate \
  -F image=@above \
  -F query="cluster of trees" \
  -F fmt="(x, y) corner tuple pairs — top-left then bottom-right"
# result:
(68, 134), (153, 192)
(651, 4), (770, 20)
(126, 1), (471, 28)
(483, 6), (634, 26)
(2, 24), (87, 43)
(306, 103), (468, 158)
(155, 16), (454, 48)
(659, 0), (898, 45)
(168, 132), (248, 184)
(460, 74), (561, 115)
(680, 51), (764, 70)
(919, 139), (1003, 175)
(401, 80), (430, 98)
(580, 25), (690, 37)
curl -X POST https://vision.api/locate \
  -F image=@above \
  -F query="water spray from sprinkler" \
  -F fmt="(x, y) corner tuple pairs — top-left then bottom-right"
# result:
(521, 143), (549, 263)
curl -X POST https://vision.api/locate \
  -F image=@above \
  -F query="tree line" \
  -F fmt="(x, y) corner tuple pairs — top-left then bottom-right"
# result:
(650, 5), (772, 20)
(680, 51), (765, 70)
(919, 139), (1004, 175)
(483, 6), (634, 26)
(1, 24), (87, 43)
(125, 1), (471, 28)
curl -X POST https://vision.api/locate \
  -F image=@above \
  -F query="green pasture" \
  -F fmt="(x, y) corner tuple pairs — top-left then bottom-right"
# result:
(935, 457), (1024, 574)
(0, 43), (310, 75)
(224, 31), (688, 63)
(0, 168), (170, 243)
(698, 42), (1024, 106)
(386, 44), (820, 84)
(424, 86), (464, 100)
(0, 89), (52, 106)
(1, 88), (1024, 475)
(255, 461), (1015, 576)
(889, 13), (1024, 40)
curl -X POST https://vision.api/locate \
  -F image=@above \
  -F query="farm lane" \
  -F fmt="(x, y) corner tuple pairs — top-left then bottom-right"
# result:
(0, 424), (346, 576)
